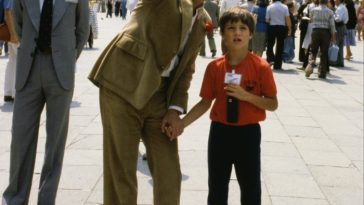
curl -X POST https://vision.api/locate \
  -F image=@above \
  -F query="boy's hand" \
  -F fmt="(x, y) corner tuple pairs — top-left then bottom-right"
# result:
(224, 84), (251, 102)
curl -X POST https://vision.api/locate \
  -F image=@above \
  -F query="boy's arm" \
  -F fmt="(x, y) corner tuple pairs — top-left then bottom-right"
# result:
(225, 84), (278, 111)
(183, 98), (213, 128)
(166, 98), (212, 141)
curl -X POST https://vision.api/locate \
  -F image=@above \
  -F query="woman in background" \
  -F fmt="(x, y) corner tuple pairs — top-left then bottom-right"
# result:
(344, 0), (357, 60)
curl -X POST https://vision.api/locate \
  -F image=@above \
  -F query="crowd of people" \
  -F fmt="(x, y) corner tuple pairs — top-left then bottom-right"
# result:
(202, 0), (364, 78)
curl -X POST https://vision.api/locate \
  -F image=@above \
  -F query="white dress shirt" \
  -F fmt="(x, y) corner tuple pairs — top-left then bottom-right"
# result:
(266, 1), (290, 26)
(162, 7), (203, 113)
(39, 0), (55, 10)
(220, 0), (242, 16)
(334, 3), (349, 24)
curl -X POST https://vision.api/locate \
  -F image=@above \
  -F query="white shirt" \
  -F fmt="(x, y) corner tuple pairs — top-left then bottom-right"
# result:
(241, 1), (255, 13)
(220, 0), (242, 16)
(161, 8), (200, 77)
(266, 1), (290, 26)
(334, 3), (349, 24)
(39, 0), (55, 10)
(162, 7), (202, 113)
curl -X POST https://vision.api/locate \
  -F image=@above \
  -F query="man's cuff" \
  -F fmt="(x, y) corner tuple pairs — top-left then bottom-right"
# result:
(168, 105), (184, 114)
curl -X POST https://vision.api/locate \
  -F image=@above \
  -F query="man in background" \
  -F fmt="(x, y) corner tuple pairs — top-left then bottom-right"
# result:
(2, 0), (89, 204)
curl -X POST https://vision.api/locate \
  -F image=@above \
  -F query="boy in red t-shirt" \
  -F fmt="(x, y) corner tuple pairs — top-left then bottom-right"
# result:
(181, 7), (278, 205)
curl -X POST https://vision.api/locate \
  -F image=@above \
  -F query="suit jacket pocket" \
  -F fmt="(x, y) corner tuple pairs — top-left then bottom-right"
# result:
(115, 33), (147, 61)
(100, 33), (148, 93)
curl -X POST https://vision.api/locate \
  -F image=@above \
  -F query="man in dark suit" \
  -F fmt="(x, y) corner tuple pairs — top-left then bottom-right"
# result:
(2, 0), (89, 204)
(89, 0), (210, 204)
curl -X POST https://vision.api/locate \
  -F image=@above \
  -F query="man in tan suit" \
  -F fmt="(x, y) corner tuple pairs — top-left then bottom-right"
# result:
(88, 0), (210, 204)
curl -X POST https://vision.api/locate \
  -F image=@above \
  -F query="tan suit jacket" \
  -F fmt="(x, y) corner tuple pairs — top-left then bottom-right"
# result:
(89, 0), (211, 111)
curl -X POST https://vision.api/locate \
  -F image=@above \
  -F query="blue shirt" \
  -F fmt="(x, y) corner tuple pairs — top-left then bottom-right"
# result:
(0, 0), (12, 23)
(253, 6), (268, 32)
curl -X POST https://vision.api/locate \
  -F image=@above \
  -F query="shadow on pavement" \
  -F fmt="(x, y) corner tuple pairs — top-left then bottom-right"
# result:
(0, 103), (13, 112)
(70, 101), (82, 108)
(273, 68), (299, 75)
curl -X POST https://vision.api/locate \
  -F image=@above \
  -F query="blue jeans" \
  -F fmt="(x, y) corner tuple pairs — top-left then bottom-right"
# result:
(283, 36), (295, 61)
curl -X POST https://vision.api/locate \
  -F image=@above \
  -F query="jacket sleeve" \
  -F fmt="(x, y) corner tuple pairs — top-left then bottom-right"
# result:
(75, 0), (90, 59)
(169, 52), (198, 113)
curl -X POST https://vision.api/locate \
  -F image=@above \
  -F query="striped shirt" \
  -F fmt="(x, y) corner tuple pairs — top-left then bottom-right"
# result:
(310, 5), (336, 34)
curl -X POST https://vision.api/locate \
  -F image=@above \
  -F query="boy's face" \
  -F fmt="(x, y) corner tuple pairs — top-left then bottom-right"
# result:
(222, 20), (252, 52)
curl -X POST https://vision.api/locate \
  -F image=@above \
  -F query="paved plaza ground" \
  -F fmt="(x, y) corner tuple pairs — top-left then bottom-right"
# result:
(0, 13), (363, 205)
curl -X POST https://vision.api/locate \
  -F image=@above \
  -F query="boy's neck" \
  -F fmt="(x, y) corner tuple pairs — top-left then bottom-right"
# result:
(227, 49), (249, 66)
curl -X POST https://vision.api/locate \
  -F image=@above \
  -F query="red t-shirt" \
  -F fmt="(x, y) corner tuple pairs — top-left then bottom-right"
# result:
(200, 53), (277, 126)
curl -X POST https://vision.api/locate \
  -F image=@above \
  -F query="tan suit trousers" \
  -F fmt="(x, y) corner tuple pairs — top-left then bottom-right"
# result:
(99, 80), (181, 205)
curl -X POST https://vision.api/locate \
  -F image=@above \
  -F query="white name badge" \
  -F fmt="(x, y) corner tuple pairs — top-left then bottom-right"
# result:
(224, 72), (242, 85)
(65, 0), (78, 3)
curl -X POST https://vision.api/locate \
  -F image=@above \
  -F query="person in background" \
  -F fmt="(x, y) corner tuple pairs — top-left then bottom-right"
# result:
(88, 2), (99, 49)
(344, 0), (357, 60)
(115, 0), (121, 16)
(330, 0), (348, 67)
(106, 0), (113, 18)
(178, 8), (278, 204)
(1, 0), (18, 103)
(305, 0), (336, 79)
(266, 0), (292, 70)
(297, 0), (312, 62)
(357, 0), (364, 40)
(121, 0), (127, 19)
(283, 1), (298, 63)
(241, 0), (257, 51)
(252, 0), (269, 57)
(2, 0), (89, 204)
(200, 0), (219, 57)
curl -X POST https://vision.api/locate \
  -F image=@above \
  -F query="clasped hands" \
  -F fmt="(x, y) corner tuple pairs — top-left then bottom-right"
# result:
(161, 109), (184, 141)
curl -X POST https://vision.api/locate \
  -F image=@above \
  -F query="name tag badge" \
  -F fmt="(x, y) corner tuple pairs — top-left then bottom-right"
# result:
(224, 72), (242, 85)
(65, 0), (78, 3)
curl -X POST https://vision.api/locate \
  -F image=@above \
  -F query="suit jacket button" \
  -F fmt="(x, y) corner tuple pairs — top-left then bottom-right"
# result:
(34, 38), (38, 42)
(30, 52), (34, 57)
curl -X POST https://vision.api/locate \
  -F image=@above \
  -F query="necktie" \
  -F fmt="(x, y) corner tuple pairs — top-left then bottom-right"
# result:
(37, 0), (53, 51)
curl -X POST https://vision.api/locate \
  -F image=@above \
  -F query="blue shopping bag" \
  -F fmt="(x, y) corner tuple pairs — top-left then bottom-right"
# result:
(328, 44), (339, 62)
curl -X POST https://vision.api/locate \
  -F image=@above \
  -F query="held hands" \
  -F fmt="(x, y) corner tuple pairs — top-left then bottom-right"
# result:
(161, 109), (184, 141)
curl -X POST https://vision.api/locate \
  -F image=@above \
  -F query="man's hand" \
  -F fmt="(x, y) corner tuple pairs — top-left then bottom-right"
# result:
(161, 109), (184, 140)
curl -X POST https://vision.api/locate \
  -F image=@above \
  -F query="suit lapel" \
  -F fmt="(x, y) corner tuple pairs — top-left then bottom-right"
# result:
(173, 17), (205, 79)
(179, 0), (193, 49)
(24, 0), (41, 31)
(53, 0), (68, 29)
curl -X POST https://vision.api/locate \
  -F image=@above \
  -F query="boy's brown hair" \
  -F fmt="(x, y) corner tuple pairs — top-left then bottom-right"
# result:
(219, 7), (256, 35)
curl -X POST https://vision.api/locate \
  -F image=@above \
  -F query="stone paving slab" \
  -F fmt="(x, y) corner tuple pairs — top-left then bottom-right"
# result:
(0, 12), (363, 205)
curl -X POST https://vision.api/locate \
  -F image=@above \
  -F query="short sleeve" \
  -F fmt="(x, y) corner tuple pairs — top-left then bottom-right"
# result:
(265, 6), (270, 19)
(4, 0), (12, 9)
(285, 6), (289, 17)
(260, 63), (277, 98)
(200, 63), (216, 100)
